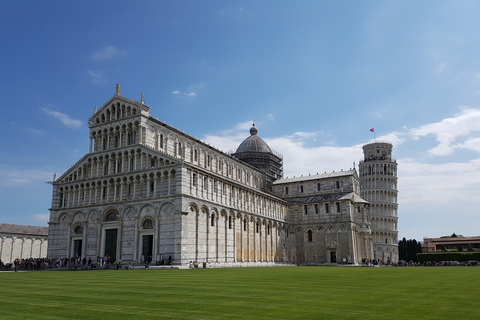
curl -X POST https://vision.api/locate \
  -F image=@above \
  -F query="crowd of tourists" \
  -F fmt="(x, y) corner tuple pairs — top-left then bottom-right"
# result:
(2, 257), (478, 271)
(0, 258), (55, 271)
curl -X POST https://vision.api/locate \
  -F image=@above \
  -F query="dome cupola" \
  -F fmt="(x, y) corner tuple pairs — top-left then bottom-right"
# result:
(235, 124), (272, 154)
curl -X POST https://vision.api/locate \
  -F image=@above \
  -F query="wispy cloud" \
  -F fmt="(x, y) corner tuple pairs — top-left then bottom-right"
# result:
(172, 90), (196, 98)
(33, 213), (49, 224)
(42, 108), (83, 128)
(87, 70), (108, 84)
(0, 169), (53, 187)
(91, 45), (126, 60)
(172, 83), (205, 98)
(409, 108), (480, 156)
(220, 6), (252, 18)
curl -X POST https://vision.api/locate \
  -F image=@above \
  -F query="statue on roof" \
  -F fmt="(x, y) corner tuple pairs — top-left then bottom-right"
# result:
(116, 83), (120, 95)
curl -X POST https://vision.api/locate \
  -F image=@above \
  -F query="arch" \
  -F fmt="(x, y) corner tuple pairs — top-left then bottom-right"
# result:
(74, 225), (84, 234)
(139, 203), (156, 218)
(122, 206), (136, 221)
(160, 202), (176, 216)
(307, 229), (313, 242)
(104, 210), (119, 222)
(142, 218), (154, 229)
(86, 209), (99, 223)
(72, 212), (86, 223)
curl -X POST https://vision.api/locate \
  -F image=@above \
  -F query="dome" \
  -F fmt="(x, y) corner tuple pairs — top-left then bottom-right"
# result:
(235, 124), (272, 154)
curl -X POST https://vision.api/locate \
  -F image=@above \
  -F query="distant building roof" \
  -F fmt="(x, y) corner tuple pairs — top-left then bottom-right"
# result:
(0, 223), (48, 236)
(286, 192), (369, 204)
(273, 169), (356, 184)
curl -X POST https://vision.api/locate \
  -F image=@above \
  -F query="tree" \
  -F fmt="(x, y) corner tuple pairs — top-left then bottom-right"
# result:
(398, 238), (422, 262)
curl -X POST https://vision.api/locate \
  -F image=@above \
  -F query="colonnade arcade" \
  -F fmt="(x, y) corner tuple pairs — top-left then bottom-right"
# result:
(60, 148), (176, 183)
(0, 236), (47, 263)
(360, 176), (397, 190)
(58, 169), (176, 209)
(189, 203), (286, 264)
(90, 121), (142, 153)
(359, 162), (397, 177)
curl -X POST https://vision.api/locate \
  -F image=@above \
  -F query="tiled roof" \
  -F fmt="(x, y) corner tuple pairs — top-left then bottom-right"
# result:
(286, 192), (369, 204)
(0, 223), (48, 236)
(273, 169), (356, 184)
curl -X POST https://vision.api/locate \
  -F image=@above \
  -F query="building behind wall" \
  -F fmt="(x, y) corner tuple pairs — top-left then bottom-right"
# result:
(0, 223), (48, 264)
(47, 88), (389, 267)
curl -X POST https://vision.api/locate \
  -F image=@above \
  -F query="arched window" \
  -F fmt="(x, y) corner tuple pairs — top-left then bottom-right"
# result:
(308, 230), (313, 242)
(74, 225), (83, 234)
(160, 134), (163, 148)
(143, 219), (153, 229)
(211, 214), (215, 227)
(228, 216), (232, 229)
(105, 212), (118, 221)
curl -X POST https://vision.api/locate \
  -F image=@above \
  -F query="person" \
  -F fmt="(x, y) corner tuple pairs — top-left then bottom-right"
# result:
(168, 255), (172, 265)
(189, 261), (193, 268)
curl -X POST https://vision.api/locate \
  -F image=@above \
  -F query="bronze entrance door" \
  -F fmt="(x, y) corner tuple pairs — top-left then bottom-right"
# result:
(73, 239), (82, 258)
(104, 229), (118, 262)
(330, 251), (336, 263)
(142, 235), (153, 263)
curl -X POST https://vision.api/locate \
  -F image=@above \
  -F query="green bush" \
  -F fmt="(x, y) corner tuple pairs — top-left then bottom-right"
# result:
(417, 252), (480, 262)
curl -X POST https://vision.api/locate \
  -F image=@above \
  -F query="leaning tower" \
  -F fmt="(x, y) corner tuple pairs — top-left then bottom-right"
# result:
(359, 141), (398, 263)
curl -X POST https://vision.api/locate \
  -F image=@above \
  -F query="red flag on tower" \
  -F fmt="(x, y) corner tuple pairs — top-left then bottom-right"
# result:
(370, 128), (374, 132)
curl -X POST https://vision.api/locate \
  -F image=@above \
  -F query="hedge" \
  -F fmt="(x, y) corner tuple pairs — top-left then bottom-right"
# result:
(417, 252), (480, 263)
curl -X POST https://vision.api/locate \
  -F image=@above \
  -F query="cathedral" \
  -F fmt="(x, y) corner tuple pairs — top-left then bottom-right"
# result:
(47, 87), (398, 267)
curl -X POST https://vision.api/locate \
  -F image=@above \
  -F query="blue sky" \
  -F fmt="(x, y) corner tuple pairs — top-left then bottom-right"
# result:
(1, 1), (480, 241)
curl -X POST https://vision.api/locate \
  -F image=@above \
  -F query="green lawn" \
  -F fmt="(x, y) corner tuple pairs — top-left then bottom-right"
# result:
(1, 266), (479, 319)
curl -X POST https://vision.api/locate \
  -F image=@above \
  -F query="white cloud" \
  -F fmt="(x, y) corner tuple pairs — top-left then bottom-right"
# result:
(91, 46), (126, 60)
(172, 90), (197, 98)
(399, 158), (480, 205)
(409, 108), (480, 156)
(33, 213), (49, 224)
(87, 70), (107, 84)
(172, 83), (204, 98)
(42, 108), (83, 128)
(0, 169), (53, 187)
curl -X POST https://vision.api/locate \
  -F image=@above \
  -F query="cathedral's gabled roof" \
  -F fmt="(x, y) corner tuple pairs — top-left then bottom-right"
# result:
(88, 90), (150, 127)
(286, 192), (368, 204)
(235, 124), (272, 154)
(273, 169), (357, 185)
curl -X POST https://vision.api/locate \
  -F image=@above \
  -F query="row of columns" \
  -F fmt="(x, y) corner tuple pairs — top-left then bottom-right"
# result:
(90, 125), (141, 153)
(0, 236), (47, 263)
(65, 150), (173, 182)
(59, 173), (175, 208)
(360, 162), (397, 176)
(190, 172), (286, 221)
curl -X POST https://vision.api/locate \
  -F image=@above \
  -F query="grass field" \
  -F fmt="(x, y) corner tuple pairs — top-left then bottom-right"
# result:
(1, 266), (479, 319)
